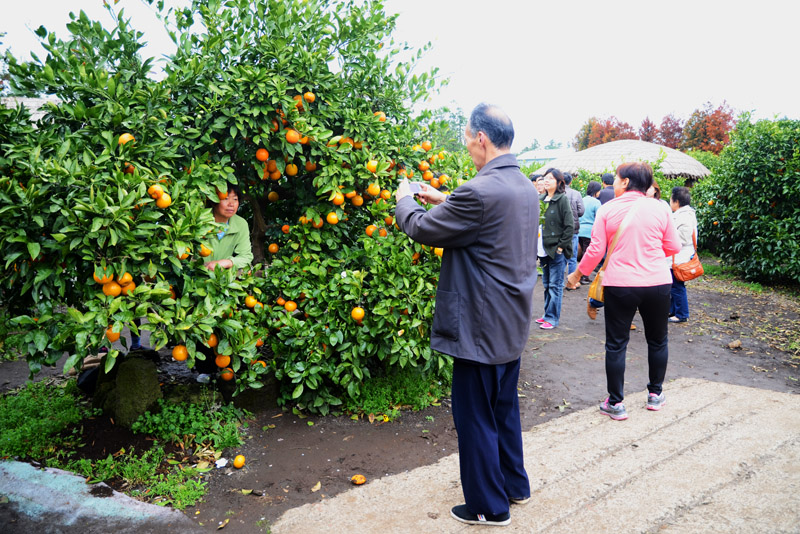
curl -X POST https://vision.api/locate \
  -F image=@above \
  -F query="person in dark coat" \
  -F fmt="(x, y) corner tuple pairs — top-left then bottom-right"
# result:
(395, 103), (539, 527)
(597, 172), (616, 204)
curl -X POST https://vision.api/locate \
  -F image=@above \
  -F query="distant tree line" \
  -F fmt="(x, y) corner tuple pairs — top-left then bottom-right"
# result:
(573, 101), (736, 155)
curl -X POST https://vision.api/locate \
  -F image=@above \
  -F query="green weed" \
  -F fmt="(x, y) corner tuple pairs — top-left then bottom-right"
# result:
(345, 366), (451, 419)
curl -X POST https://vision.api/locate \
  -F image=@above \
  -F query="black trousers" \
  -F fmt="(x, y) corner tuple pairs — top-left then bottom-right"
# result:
(603, 285), (671, 405)
(451, 357), (529, 515)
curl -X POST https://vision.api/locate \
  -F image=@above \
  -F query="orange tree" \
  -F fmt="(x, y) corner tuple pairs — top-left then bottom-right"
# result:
(1, 0), (474, 414)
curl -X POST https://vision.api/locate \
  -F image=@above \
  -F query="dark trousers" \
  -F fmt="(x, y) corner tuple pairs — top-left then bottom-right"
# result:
(451, 357), (529, 515)
(604, 285), (671, 405)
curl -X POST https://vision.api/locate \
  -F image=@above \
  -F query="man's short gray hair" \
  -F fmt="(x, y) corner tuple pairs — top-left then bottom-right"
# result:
(468, 103), (514, 149)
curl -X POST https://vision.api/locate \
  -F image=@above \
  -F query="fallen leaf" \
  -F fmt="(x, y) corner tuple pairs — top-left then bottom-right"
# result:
(217, 518), (229, 530)
(728, 339), (742, 349)
(241, 489), (253, 495)
(196, 461), (210, 469)
(311, 481), (321, 492)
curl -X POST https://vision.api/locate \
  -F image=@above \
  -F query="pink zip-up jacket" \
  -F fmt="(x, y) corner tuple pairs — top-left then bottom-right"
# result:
(578, 191), (681, 287)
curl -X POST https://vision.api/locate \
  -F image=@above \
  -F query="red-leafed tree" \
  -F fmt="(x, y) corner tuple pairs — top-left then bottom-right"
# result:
(658, 114), (684, 148)
(638, 117), (659, 142)
(681, 101), (736, 154)
(587, 116), (638, 147)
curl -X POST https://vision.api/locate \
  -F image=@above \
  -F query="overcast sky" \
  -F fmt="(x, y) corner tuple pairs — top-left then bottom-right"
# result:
(3, 0), (799, 152)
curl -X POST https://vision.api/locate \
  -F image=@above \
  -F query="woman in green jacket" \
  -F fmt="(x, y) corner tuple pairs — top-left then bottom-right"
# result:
(203, 184), (253, 271)
(536, 168), (574, 329)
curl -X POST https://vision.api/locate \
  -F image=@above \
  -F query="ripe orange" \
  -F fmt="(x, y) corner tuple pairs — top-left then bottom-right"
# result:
(220, 368), (234, 381)
(421, 140), (432, 152)
(366, 160), (378, 173)
(367, 183), (380, 197)
(118, 272), (133, 285)
(285, 129), (301, 144)
(418, 160), (430, 172)
(439, 174), (449, 184)
(344, 190), (357, 199)
(384, 216), (393, 226)
(148, 184), (164, 199)
(373, 111), (386, 122)
(252, 360), (266, 367)
(305, 161), (317, 172)
(199, 244), (213, 257)
(351, 195), (364, 207)
(255, 338), (264, 347)
(326, 212), (339, 225)
(268, 243), (279, 254)
(106, 326), (120, 343)
(256, 148), (269, 162)
(332, 192), (345, 206)
(178, 247), (190, 260)
(708, 200), (714, 206)
(215, 354), (231, 368)
(284, 300), (297, 312)
(422, 170), (433, 181)
(270, 119), (280, 132)
(122, 162), (135, 174)
(281, 224), (291, 234)
(439, 151), (446, 159)
(304, 91), (316, 103)
(269, 170), (281, 181)
(217, 189), (229, 200)
(93, 268), (113, 285)
(172, 345), (188, 361)
(118, 133), (135, 145)
(245, 295), (258, 308)
(267, 160), (278, 172)
(156, 193), (172, 208)
(339, 137), (354, 146)
(351, 306), (365, 322)
(276, 296), (286, 306)
(286, 163), (298, 176)
(366, 224), (377, 237)
(299, 215), (309, 225)
(353, 140), (364, 149)
(380, 189), (391, 200)
(120, 281), (136, 296)
(430, 178), (441, 189)
(293, 94), (304, 110)
(233, 454), (245, 468)
(103, 281), (122, 297)
(434, 247), (443, 257)
(378, 228), (388, 237)
(207, 333), (219, 348)
(268, 191), (279, 202)
(312, 218), (324, 229)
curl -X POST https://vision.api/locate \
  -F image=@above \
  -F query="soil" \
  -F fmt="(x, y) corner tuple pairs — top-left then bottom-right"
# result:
(2, 271), (798, 533)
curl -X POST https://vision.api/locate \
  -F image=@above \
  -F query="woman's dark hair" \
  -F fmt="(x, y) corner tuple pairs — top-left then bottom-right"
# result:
(616, 162), (653, 194)
(586, 180), (602, 197)
(543, 167), (566, 194)
(468, 103), (514, 149)
(671, 186), (692, 207)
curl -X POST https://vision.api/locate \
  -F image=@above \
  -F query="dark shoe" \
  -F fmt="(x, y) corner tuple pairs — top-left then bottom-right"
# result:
(579, 275), (591, 285)
(565, 284), (578, 291)
(509, 497), (530, 505)
(450, 504), (510, 526)
(587, 301), (597, 320)
(668, 316), (687, 323)
(599, 398), (628, 420)
(129, 343), (148, 351)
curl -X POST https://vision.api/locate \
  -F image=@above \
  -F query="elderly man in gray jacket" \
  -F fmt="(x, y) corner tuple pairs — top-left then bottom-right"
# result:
(563, 173), (585, 284)
(395, 103), (539, 527)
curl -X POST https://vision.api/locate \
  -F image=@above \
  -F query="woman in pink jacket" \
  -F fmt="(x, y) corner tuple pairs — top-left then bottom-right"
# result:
(566, 162), (681, 421)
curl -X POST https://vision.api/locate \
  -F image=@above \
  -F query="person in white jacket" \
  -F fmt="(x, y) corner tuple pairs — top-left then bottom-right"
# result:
(669, 187), (698, 323)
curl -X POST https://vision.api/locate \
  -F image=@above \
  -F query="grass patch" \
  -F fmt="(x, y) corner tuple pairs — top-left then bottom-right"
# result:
(345, 365), (451, 420)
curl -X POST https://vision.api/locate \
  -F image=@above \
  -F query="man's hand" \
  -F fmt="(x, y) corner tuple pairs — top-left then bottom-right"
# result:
(417, 183), (447, 206)
(395, 178), (413, 202)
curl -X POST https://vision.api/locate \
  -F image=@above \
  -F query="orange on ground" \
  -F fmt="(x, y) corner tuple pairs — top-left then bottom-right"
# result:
(367, 183), (380, 197)
(106, 326), (120, 343)
(326, 212), (339, 225)
(366, 225), (377, 237)
(245, 295), (258, 308)
(215, 354), (231, 368)
(366, 160), (378, 173)
(207, 333), (219, 348)
(268, 243), (279, 254)
(172, 345), (188, 361)
(256, 148), (269, 162)
(156, 193), (172, 208)
(351, 474), (366, 485)
(220, 368), (234, 381)
(199, 244), (213, 257)
(233, 454), (245, 468)
(351, 306), (365, 322)
(147, 184), (164, 199)
(284, 300), (297, 312)
(103, 281), (122, 297)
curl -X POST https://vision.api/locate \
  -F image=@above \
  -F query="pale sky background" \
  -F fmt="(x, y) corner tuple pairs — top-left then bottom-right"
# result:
(3, 0), (799, 152)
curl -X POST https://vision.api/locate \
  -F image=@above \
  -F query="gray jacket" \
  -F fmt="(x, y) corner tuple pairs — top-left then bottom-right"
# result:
(395, 154), (539, 365)
(565, 186), (585, 234)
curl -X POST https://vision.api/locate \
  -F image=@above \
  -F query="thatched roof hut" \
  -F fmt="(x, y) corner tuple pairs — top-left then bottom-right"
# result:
(533, 140), (710, 180)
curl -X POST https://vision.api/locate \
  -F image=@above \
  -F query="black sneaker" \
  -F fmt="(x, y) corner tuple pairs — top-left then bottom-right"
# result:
(579, 275), (591, 285)
(450, 504), (510, 526)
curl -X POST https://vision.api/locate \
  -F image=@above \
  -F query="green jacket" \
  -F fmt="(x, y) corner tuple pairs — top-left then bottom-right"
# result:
(202, 213), (253, 269)
(540, 192), (574, 259)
